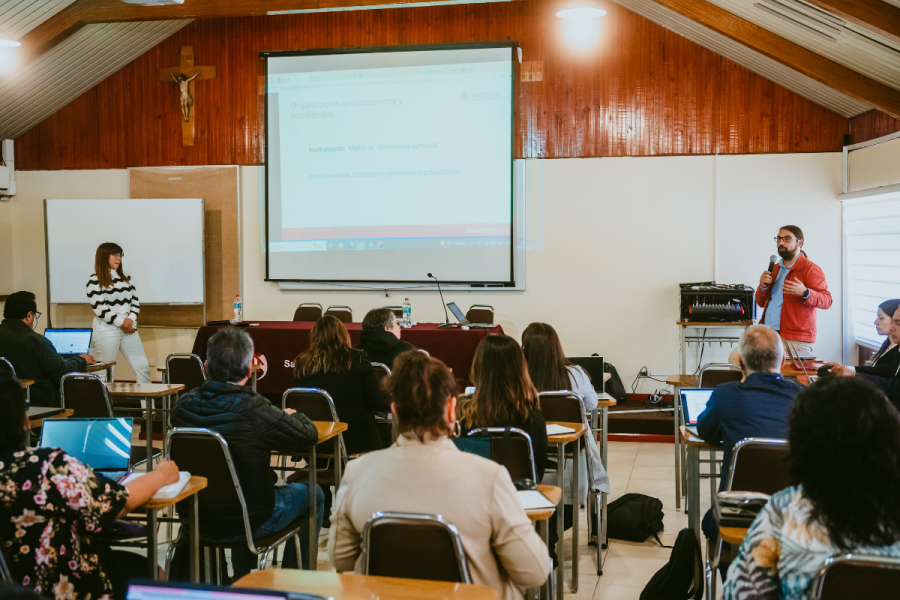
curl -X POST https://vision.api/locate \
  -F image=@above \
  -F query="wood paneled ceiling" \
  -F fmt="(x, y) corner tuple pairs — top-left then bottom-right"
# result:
(2, 0), (900, 141)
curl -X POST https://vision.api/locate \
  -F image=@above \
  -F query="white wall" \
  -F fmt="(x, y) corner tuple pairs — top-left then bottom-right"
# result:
(8, 153), (844, 390)
(849, 136), (900, 192)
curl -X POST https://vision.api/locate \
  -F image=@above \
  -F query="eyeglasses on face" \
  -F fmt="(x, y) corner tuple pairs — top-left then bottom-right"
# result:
(111, 252), (124, 258)
(774, 236), (796, 243)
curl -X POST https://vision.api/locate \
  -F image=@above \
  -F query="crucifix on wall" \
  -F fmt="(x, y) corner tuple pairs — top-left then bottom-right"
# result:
(159, 46), (216, 147)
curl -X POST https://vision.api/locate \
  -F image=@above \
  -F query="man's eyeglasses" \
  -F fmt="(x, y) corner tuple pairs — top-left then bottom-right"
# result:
(774, 236), (796, 243)
(32, 312), (41, 321)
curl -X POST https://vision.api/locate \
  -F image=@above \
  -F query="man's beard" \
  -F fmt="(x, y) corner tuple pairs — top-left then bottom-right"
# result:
(778, 247), (797, 261)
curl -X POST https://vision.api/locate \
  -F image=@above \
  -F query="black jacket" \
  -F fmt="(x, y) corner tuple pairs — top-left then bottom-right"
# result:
(460, 410), (548, 481)
(356, 329), (416, 369)
(0, 318), (87, 407)
(856, 344), (900, 378)
(171, 380), (319, 535)
(294, 352), (388, 455)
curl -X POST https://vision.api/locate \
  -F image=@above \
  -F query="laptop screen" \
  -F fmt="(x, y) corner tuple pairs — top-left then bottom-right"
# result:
(446, 302), (467, 324)
(40, 418), (133, 471)
(680, 389), (714, 425)
(44, 328), (92, 355)
(127, 582), (321, 600)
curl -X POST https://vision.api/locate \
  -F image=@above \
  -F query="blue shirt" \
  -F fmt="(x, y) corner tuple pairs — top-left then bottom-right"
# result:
(764, 259), (792, 331)
(696, 372), (803, 490)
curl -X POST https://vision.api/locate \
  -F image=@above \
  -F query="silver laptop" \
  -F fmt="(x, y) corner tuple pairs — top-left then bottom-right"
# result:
(446, 302), (494, 328)
(40, 418), (133, 482)
(44, 328), (92, 355)
(680, 388), (714, 435)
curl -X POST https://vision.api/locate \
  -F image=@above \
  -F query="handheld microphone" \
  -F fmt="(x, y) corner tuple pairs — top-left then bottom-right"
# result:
(428, 273), (453, 328)
(767, 255), (777, 273)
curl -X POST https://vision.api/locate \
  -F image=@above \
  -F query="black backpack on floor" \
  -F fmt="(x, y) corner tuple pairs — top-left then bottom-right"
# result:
(640, 528), (704, 600)
(607, 493), (665, 543)
(603, 361), (628, 405)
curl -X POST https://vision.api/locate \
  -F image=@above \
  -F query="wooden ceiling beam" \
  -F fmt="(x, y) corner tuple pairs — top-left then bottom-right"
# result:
(649, 0), (900, 119)
(803, 0), (900, 47)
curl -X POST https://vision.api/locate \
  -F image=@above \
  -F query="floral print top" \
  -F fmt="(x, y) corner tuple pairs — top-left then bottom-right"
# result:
(0, 446), (129, 600)
(723, 485), (900, 600)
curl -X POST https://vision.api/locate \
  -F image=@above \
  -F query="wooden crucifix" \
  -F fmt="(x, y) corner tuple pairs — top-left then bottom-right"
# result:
(159, 46), (216, 147)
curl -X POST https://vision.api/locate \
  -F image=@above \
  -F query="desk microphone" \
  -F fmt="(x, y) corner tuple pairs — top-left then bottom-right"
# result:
(428, 273), (453, 328)
(767, 255), (777, 273)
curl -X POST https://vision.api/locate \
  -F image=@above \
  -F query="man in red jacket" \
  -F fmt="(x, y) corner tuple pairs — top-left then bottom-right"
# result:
(756, 225), (832, 355)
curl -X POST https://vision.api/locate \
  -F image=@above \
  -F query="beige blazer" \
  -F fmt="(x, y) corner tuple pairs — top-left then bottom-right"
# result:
(328, 435), (551, 600)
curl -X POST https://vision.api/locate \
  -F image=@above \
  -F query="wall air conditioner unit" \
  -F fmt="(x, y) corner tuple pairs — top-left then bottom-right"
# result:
(119, 0), (184, 5)
(0, 139), (14, 199)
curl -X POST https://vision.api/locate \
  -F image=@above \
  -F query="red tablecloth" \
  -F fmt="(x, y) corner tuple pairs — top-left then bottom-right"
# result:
(191, 321), (504, 395)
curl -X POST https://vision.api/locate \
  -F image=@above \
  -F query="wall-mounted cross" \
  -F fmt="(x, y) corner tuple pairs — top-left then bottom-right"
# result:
(159, 46), (216, 147)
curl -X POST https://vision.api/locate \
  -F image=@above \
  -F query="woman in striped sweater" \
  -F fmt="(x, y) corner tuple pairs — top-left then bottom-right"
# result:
(86, 243), (151, 383)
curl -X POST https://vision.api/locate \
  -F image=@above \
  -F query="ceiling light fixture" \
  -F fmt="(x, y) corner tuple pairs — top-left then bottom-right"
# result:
(0, 26), (21, 48)
(556, 0), (607, 20)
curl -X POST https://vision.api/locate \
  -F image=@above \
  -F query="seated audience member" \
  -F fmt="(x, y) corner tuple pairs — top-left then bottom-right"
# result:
(0, 375), (180, 599)
(723, 378), (900, 599)
(293, 315), (388, 525)
(458, 334), (548, 480)
(859, 299), (900, 374)
(521, 322), (609, 564)
(697, 325), (802, 539)
(0, 291), (95, 406)
(171, 327), (323, 578)
(356, 307), (415, 369)
(328, 351), (550, 600)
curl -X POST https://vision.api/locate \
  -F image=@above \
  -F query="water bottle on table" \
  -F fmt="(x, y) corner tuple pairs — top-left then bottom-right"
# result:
(402, 298), (411, 327)
(232, 294), (243, 324)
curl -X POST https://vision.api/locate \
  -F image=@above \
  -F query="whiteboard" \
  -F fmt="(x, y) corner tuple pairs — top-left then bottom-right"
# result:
(45, 199), (205, 304)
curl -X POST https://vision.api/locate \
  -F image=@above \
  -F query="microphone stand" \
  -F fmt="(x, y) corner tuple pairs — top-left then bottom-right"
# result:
(428, 273), (454, 328)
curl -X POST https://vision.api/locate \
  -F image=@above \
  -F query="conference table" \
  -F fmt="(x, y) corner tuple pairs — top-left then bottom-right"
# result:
(192, 321), (504, 395)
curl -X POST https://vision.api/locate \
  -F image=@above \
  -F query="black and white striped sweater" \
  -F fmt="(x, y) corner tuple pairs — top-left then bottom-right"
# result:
(86, 271), (141, 327)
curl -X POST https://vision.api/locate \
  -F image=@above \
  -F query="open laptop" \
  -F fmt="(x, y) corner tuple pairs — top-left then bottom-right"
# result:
(568, 356), (605, 393)
(446, 302), (494, 328)
(44, 328), (92, 355)
(127, 580), (327, 600)
(40, 418), (133, 482)
(680, 388), (714, 435)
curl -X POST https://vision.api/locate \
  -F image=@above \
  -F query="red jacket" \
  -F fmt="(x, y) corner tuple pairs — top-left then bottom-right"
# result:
(755, 252), (832, 343)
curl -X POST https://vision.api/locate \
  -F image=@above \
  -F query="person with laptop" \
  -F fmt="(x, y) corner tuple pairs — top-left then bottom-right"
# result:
(696, 325), (803, 541)
(170, 327), (323, 579)
(0, 291), (95, 407)
(355, 307), (416, 368)
(0, 374), (180, 600)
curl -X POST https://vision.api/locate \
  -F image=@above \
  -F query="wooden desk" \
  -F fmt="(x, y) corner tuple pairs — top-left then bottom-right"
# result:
(28, 408), (74, 429)
(138, 475), (207, 583)
(547, 421), (587, 597)
(234, 570), (498, 600)
(107, 383), (184, 471)
(718, 525), (749, 546)
(681, 425), (722, 546)
(86, 361), (115, 382)
(18, 378), (34, 402)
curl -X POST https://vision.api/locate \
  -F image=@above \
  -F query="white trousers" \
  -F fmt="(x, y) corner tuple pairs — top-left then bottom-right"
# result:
(92, 317), (151, 383)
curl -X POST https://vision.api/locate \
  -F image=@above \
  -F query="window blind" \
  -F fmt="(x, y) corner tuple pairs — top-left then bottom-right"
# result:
(844, 194), (900, 348)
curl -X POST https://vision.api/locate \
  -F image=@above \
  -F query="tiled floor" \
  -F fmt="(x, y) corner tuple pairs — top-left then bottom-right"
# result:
(150, 439), (716, 598)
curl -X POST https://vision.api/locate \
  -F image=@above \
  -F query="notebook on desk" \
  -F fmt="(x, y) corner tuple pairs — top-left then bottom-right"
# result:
(40, 418), (133, 482)
(680, 388), (714, 435)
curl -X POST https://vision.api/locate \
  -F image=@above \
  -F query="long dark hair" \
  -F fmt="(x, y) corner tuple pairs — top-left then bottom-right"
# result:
(789, 378), (900, 549)
(384, 351), (456, 441)
(293, 315), (361, 378)
(460, 335), (540, 428)
(0, 375), (27, 455)
(94, 242), (130, 289)
(873, 299), (900, 361)
(522, 322), (571, 392)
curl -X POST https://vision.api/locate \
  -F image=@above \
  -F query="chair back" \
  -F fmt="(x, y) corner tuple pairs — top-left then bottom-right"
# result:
(384, 306), (404, 318)
(293, 303), (323, 322)
(699, 363), (742, 389)
(538, 390), (586, 424)
(811, 554), (900, 600)
(60, 373), (113, 417)
(467, 427), (537, 481)
(362, 512), (472, 583)
(567, 356), (605, 393)
(0, 357), (16, 378)
(727, 438), (791, 494)
(465, 304), (494, 324)
(324, 305), (353, 322)
(371, 362), (391, 382)
(283, 387), (338, 422)
(166, 353), (207, 393)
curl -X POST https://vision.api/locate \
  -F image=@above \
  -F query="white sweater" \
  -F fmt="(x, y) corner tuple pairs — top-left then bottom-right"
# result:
(86, 270), (141, 327)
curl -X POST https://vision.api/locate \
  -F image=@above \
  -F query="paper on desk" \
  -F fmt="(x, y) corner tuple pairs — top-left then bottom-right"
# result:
(123, 471), (191, 499)
(518, 490), (555, 511)
(546, 424), (575, 436)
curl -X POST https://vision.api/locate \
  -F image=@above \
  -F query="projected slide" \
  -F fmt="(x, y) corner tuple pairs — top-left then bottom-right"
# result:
(265, 45), (514, 283)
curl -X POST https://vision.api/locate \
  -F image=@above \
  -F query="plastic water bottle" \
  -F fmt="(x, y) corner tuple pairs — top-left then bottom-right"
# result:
(402, 298), (411, 327)
(232, 294), (243, 323)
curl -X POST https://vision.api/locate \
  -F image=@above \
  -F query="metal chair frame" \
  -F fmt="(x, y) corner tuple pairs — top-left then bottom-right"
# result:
(383, 306), (404, 318)
(0, 357), (16, 377)
(293, 302), (324, 322)
(165, 353), (208, 383)
(281, 387), (348, 471)
(706, 437), (789, 600)
(465, 304), (494, 323)
(361, 511), (472, 583)
(466, 427), (538, 482)
(60, 372), (115, 416)
(698, 363), (742, 388)
(164, 427), (304, 573)
(810, 554), (900, 600)
(324, 305), (353, 321)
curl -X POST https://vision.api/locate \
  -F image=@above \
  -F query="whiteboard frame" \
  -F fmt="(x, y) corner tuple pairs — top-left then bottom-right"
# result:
(43, 199), (206, 316)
